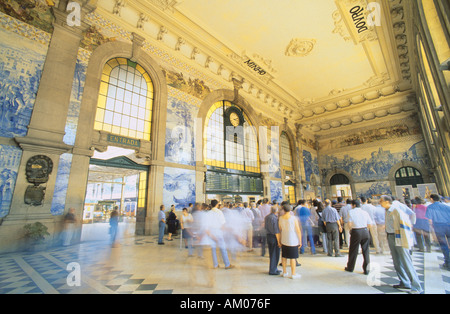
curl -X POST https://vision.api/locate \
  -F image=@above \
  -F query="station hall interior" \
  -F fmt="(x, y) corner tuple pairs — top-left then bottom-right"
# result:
(0, 0), (449, 294)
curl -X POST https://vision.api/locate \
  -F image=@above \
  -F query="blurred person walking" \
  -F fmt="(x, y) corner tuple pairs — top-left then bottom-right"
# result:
(361, 197), (381, 254)
(63, 208), (76, 247)
(109, 207), (119, 248)
(259, 198), (271, 257)
(296, 200), (316, 255)
(413, 197), (432, 253)
(181, 207), (194, 256)
(242, 202), (255, 251)
(426, 194), (450, 270)
(207, 200), (234, 269)
(251, 202), (263, 250)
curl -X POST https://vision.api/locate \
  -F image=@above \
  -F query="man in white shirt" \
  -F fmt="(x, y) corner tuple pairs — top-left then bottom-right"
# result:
(207, 200), (234, 269)
(345, 199), (373, 275)
(340, 199), (352, 247)
(361, 197), (381, 254)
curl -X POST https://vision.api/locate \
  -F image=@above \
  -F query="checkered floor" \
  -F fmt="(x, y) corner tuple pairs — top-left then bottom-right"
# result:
(372, 251), (425, 294)
(0, 239), (172, 294)
(0, 236), (448, 294)
(437, 256), (450, 294)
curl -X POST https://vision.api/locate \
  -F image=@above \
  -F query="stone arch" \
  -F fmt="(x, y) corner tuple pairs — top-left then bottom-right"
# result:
(388, 160), (432, 193)
(388, 160), (431, 183)
(74, 40), (168, 161)
(324, 169), (356, 200)
(197, 89), (261, 130)
(197, 89), (262, 165)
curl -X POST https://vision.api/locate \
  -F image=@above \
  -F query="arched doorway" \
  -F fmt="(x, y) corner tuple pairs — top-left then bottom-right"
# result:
(329, 173), (353, 200)
(82, 146), (149, 241)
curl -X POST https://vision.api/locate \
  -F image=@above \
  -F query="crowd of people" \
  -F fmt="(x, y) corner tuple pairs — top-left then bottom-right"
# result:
(155, 193), (450, 293)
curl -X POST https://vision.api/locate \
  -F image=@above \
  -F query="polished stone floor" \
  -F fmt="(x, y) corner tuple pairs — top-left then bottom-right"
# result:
(0, 222), (448, 294)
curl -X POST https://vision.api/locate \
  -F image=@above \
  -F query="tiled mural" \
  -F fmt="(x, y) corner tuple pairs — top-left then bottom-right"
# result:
(0, 24), (48, 138)
(268, 132), (281, 179)
(0, 144), (21, 218)
(163, 167), (196, 210)
(320, 140), (430, 181)
(270, 180), (283, 203)
(50, 153), (73, 216)
(303, 149), (320, 182)
(0, 0), (55, 34)
(355, 181), (392, 199)
(165, 96), (199, 166)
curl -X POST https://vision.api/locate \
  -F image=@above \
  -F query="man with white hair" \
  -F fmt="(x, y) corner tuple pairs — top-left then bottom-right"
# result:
(379, 195), (423, 294)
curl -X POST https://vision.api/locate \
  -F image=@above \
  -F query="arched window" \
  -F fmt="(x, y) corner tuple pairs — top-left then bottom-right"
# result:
(204, 101), (259, 173)
(94, 57), (153, 141)
(330, 174), (350, 185)
(280, 132), (294, 172)
(395, 167), (424, 188)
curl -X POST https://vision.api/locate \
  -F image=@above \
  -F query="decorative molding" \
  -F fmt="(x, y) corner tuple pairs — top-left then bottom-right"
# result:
(147, 0), (180, 12)
(364, 72), (390, 87)
(388, 0), (411, 83)
(157, 25), (168, 41)
(136, 13), (149, 30)
(174, 37), (185, 51)
(112, 0), (126, 17)
(285, 38), (316, 57)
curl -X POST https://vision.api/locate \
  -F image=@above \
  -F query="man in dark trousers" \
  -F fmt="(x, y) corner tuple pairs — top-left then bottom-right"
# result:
(322, 199), (343, 257)
(426, 194), (450, 270)
(265, 205), (281, 275)
(345, 199), (373, 275)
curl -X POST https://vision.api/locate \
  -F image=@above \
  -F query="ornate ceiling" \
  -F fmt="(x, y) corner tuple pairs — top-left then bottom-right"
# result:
(96, 0), (415, 135)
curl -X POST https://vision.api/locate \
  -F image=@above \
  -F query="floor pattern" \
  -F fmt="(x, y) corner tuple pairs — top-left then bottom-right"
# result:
(372, 251), (425, 294)
(0, 239), (172, 294)
(0, 236), (448, 294)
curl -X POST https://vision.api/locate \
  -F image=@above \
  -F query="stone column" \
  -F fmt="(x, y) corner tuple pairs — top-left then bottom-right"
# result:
(0, 1), (95, 253)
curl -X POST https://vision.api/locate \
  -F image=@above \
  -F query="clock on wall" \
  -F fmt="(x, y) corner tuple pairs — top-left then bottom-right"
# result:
(224, 106), (244, 127)
(224, 106), (245, 144)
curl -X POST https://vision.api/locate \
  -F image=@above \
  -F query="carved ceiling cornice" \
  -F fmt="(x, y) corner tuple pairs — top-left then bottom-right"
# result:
(302, 92), (418, 133)
(95, 0), (414, 125)
(294, 0), (414, 126)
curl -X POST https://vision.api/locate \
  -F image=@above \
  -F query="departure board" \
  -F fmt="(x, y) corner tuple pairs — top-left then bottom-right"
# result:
(206, 171), (263, 194)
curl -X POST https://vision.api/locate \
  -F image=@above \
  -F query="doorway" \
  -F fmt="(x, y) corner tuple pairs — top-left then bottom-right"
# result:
(330, 174), (353, 200)
(81, 147), (149, 242)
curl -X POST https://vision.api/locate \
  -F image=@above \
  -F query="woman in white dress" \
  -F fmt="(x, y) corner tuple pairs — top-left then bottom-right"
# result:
(278, 204), (302, 279)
